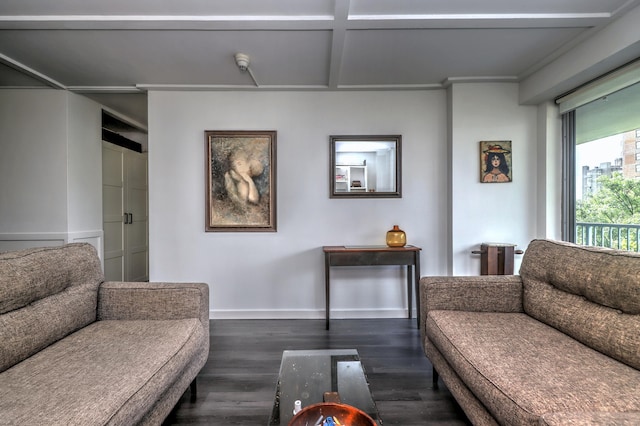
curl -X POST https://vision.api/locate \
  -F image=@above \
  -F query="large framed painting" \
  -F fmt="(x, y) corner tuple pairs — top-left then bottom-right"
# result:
(205, 130), (277, 232)
(480, 140), (512, 183)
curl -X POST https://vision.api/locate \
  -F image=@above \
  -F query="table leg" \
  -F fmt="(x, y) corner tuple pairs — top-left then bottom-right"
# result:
(407, 265), (412, 320)
(486, 245), (499, 275)
(325, 254), (331, 330)
(503, 246), (515, 275)
(414, 252), (421, 328)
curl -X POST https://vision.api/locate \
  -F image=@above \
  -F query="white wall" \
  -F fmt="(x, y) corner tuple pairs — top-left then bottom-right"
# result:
(66, 92), (104, 254)
(449, 83), (538, 275)
(536, 102), (562, 240)
(0, 2), (633, 318)
(0, 90), (103, 253)
(148, 90), (450, 319)
(0, 85), (569, 319)
(0, 90), (68, 236)
(143, 5), (640, 316)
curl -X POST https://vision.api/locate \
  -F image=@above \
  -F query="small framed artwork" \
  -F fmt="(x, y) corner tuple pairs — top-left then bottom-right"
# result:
(480, 141), (512, 183)
(205, 130), (277, 232)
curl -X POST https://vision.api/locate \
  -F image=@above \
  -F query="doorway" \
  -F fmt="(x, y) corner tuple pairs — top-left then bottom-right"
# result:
(102, 111), (149, 281)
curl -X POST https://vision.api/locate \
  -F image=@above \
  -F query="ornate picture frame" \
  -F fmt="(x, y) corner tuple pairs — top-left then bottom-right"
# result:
(205, 130), (277, 232)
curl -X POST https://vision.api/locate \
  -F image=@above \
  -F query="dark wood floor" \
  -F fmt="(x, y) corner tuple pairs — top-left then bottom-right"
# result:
(164, 319), (471, 425)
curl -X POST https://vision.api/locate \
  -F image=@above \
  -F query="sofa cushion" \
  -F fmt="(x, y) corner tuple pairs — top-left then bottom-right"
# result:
(540, 411), (640, 425)
(520, 239), (640, 370)
(520, 239), (640, 314)
(0, 244), (103, 373)
(524, 278), (640, 371)
(0, 244), (103, 315)
(0, 318), (205, 425)
(426, 310), (640, 426)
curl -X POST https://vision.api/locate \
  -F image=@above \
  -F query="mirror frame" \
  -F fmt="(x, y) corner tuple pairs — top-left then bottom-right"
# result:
(330, 134), (402, 198)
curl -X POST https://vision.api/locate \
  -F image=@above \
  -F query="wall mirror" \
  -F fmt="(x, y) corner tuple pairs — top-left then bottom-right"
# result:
(330, 135), (402, 198)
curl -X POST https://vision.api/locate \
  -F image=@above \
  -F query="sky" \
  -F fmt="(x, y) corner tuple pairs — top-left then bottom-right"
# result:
(575, 134), (623, 200)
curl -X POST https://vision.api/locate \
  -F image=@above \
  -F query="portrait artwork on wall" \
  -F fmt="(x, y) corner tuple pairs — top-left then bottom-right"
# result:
(480, 140), (512, 183)
(205, 130), (277, 232)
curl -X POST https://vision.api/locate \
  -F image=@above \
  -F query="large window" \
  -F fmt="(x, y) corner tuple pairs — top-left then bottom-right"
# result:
(559, 63), (640, 251)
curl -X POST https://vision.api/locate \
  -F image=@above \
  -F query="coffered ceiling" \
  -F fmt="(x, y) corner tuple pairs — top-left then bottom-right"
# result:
(1, 0), (638, 125)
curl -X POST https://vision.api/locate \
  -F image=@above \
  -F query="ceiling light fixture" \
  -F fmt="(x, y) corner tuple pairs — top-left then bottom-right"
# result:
(234, 53), (259, 87)
(234, 53), (250, 72)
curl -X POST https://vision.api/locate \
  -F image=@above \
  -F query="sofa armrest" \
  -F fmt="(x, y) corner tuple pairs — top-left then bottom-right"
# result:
(419, 275), (523, 332)
(98, 282), (209, 328)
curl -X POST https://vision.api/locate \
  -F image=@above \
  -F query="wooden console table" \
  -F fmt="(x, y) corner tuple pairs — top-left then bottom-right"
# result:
(323, 245), (422, 330)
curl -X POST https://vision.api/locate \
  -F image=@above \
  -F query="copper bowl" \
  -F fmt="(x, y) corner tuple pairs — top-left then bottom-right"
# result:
(288, 402), (376, 426)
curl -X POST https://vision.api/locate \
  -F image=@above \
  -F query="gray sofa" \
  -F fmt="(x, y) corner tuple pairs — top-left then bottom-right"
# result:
(0, 243), (209, 425)
(420, 239), (640, 425)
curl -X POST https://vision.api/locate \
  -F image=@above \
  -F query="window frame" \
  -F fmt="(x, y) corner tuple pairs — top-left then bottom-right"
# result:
(561, 110), (576, 243)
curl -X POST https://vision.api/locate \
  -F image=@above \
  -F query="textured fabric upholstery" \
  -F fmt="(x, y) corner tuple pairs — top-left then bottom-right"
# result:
(520, 239), (640, 314)
(420, 239), (640, 425)
(427, 311), (640, 425)
(419, 275), (523, 340)
(521, 239), (640, 370)
(98, 281), (209, 327)
(0, 244), (103, 373)
(0, 319), (203, 425)
(0, 243), (210, 425)
(424, 339), (499, 426)
(540, 412), (640, 425)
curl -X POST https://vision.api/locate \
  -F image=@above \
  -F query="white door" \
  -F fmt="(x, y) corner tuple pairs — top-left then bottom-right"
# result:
(102, 142), (148, 281)
(125, 150), (149, 281)
(103, 143), (125, 281)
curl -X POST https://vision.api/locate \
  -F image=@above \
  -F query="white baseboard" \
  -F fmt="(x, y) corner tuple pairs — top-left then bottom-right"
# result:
(210, 308), (417, 320)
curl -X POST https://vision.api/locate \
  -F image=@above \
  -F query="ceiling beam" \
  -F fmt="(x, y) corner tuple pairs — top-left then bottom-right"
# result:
(0, 12), (611, 31)
(328, 0), (349, 89)
(0, 15), (335, 31)
(68, 86), (142, 93)
(0, 53), (66, 89)
(347, 13), (610, 29)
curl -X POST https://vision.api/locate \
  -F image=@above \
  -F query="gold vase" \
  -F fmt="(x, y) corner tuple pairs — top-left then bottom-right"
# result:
(386, 225), (406, 247)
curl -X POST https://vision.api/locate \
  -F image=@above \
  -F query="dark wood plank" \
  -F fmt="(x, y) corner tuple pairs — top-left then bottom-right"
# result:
(164, 319), (470, 425)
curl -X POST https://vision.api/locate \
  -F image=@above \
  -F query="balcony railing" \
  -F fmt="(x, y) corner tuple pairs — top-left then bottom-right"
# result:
(576, 222), (640, 252)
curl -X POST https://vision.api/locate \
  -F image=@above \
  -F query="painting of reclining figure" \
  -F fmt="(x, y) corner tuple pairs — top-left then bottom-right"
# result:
(205, 130), (277, 232)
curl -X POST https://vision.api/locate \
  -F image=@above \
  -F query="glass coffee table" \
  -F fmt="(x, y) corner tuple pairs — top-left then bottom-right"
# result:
(268, 349), (381, 425)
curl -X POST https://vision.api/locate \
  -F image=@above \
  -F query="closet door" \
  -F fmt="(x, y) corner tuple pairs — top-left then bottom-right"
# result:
(102, 142), (148, 281)
(103, 142), (125, 281)
(124, 150), (148, 281)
